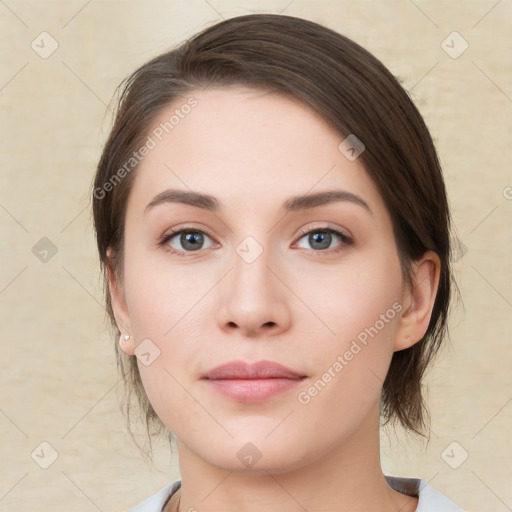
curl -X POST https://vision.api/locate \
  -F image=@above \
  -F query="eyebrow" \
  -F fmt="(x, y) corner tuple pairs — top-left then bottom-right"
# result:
(144, 188), (372, 215)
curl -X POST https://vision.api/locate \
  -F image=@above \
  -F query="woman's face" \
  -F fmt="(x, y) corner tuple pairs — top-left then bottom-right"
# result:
(112, 86), (412, 472)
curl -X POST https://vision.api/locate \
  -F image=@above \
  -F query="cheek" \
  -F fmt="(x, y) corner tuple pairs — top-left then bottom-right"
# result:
(292, 248), (403, 348)
(291, 247), (403, 402)
(121, 248), (212, 426)
(122, 241), (204, 335)
(293, 296), (400, 444)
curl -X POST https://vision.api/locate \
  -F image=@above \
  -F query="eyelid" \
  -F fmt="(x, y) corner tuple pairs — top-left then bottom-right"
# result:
(163, 223), (215, 240)
(294, 223), (352, 241)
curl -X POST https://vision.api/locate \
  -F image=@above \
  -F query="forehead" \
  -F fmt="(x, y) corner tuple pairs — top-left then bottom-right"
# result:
(126, 86), (384, 218)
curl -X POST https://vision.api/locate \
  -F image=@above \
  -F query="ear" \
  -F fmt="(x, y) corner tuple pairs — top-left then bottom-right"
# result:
(106, 248), (136, 356)
(394, 250), (441, 352)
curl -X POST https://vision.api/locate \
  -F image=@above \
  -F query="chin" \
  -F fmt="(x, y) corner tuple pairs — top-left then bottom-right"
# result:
(191, 431), (314, 475)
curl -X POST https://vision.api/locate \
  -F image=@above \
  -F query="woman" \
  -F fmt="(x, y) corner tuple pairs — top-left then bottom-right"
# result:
(92, 13), (466, 512)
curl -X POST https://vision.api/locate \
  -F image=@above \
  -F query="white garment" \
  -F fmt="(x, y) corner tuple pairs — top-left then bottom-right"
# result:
(127, 475), (466, 511)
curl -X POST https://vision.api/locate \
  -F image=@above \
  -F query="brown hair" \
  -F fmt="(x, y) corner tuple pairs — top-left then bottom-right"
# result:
(92, 13), (453, 441)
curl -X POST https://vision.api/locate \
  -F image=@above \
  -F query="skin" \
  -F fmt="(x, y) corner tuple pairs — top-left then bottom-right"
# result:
(108, 86), (440, 512)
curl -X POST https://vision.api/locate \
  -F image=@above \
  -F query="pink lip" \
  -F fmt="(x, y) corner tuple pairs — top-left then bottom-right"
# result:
(201, 360), (306, 402)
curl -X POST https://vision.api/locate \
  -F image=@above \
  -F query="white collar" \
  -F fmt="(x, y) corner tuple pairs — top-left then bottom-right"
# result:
(128, 475), (465, 511)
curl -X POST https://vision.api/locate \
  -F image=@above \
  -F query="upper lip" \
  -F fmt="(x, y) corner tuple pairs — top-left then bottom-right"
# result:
(202, 360), (305, 380)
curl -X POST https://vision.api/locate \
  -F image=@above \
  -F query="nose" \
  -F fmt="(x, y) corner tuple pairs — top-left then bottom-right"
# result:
(216, 242), (292, 338)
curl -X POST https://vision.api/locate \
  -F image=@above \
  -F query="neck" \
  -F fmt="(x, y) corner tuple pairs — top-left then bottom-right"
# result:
(168, 404), (418, 512)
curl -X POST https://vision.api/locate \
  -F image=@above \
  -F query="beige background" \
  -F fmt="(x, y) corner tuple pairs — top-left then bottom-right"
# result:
(1, 1), (511, 511)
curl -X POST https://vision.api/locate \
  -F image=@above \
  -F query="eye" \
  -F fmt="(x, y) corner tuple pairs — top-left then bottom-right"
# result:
(159, 228), (216, 256)
(294, 226), (352, 253)
(158, 225), (353, 257)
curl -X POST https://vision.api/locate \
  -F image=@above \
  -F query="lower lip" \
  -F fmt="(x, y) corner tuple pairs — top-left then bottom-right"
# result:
(204, 378), (304, 402)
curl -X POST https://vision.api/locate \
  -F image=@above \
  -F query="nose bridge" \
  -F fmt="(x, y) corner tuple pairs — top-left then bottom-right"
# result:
(231, 233), (278, 304)
(217, 231), (290, 334)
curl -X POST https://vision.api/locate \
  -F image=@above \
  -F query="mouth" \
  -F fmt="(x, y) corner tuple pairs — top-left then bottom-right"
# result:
(201, 360), (307, 403)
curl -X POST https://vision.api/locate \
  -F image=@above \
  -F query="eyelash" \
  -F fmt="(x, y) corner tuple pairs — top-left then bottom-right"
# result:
(157, 225), (353, 258)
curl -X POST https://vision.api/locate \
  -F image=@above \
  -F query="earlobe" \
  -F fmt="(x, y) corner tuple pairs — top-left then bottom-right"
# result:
(394, 251), (441, 352)
(118, 333), (136, 356)
(106, 248), (134, 355)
